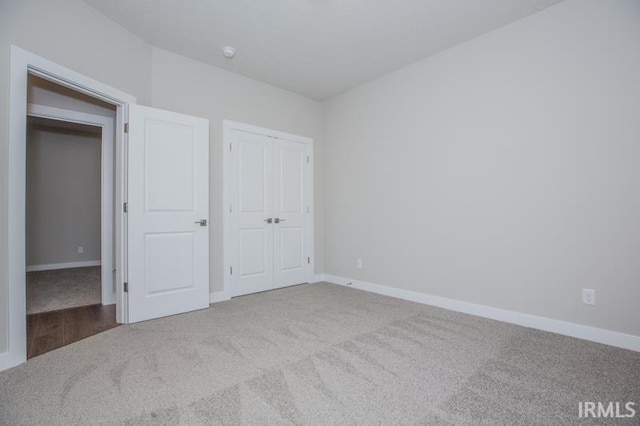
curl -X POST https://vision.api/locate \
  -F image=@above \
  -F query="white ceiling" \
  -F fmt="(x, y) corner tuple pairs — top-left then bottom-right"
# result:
(84, 0), (565, 100)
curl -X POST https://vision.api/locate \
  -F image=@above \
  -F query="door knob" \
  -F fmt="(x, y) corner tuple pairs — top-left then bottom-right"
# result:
(274, 218), (286, 224)
(264, 218), (273, 224)
(194, 219), (208, 226)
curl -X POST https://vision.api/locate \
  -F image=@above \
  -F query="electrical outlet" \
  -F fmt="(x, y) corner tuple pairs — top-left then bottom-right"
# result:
(582, 289), (595, 305)
(78, 246), (84, 254)
(356, 257), (363, 269)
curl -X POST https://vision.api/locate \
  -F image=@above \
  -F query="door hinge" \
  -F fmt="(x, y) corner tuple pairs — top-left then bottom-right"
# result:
(124, 282), (128, 293)
(123, 202), (128, 213)
(230, 266), (233, 275)
(229, 143), (232, 152)
(308, 257), (311, 264)
(124, 123), (129, 133)
(307, 155), (310, 164)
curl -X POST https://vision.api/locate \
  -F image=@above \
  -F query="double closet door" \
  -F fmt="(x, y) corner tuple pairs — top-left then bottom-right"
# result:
(228, 127), (313, 297)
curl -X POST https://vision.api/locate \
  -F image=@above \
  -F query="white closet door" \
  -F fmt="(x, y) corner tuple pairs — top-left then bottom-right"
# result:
(273, 139), (312, 288)
(127, 104), (210, 323)
(229, 130), (274, 296)
(228, 125), (313, 298)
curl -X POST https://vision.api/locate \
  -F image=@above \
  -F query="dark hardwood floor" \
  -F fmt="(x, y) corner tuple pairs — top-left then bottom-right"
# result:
(27, 304), (120, 359)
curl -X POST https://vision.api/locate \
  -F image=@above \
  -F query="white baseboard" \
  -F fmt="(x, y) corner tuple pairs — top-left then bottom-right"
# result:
(323, 274), (640, 352)
(26, 260), (101, 272)
(210, 290), (231, 304)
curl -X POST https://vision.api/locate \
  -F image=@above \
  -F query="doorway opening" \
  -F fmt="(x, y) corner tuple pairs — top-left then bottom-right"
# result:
(25, 75), (119, 358)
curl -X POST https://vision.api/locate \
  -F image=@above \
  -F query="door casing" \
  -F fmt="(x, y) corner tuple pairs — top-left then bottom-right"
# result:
(222, 120), (314, 299)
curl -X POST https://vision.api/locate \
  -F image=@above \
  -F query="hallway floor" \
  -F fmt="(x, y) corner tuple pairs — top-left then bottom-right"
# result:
(27, 303), (119, 359)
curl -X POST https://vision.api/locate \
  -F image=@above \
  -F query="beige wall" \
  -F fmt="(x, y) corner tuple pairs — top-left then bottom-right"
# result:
(323, 0), (640, 336)
(0, 0), (152, 354)
(26, 122), (102, 267)
(150, 47), (325, 294)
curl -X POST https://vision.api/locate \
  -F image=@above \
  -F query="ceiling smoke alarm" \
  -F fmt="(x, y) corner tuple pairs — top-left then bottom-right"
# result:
(222, 46), (236, 58)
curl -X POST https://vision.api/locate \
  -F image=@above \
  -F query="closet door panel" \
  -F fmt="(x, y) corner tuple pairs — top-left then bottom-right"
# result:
(229, 130), (274, 296)
(273, 139), (311, 288)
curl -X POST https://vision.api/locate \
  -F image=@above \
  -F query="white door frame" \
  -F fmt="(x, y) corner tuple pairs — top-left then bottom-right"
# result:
(26, 103), (115, 306)
(6, 46), (136, 371)
(222, 120), (314, 299)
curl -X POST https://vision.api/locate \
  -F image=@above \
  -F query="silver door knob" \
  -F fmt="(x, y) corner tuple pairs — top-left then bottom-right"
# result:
(194, 219), (208, 226)
(264, 218), (273, 224)
(274, 218), (286, 224)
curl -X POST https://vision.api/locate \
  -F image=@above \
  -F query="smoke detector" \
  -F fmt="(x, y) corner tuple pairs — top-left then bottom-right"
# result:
(222, 46), (236, 59)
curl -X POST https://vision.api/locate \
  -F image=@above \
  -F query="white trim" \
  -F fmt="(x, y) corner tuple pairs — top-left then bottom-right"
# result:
(209, 291), (231, 304)
(224, 120), (314, 143)
(27, 103), (115, 306)
(7, 46), (136, 371)
(26, 260), (101, 273)
(222, 120), (315, 299)
(323, 275), (640, 352)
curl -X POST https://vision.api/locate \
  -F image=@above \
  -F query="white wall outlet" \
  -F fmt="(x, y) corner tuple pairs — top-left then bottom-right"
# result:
(582, 288), (595, 305)
(356, 257), (363, 269)
(78, 246), (84, 254)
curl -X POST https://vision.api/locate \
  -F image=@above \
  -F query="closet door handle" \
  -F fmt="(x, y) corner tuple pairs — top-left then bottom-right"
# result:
(264, 218), (273, 224)
(274, 218), (285, 224)
(194, 219), (208, 227)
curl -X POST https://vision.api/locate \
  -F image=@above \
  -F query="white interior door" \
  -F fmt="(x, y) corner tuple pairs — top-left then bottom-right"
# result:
(228, 126), (312, 297)
(127, 104), (209, 323)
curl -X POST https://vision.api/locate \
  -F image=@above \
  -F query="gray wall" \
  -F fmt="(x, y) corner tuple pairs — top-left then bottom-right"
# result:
(323, 0), (640, 336)
(26, 120), (102, 267)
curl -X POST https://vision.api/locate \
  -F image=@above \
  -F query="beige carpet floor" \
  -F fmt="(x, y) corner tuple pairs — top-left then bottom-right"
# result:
(26, 266), (101, 314)
(1, 283), (638, 425)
